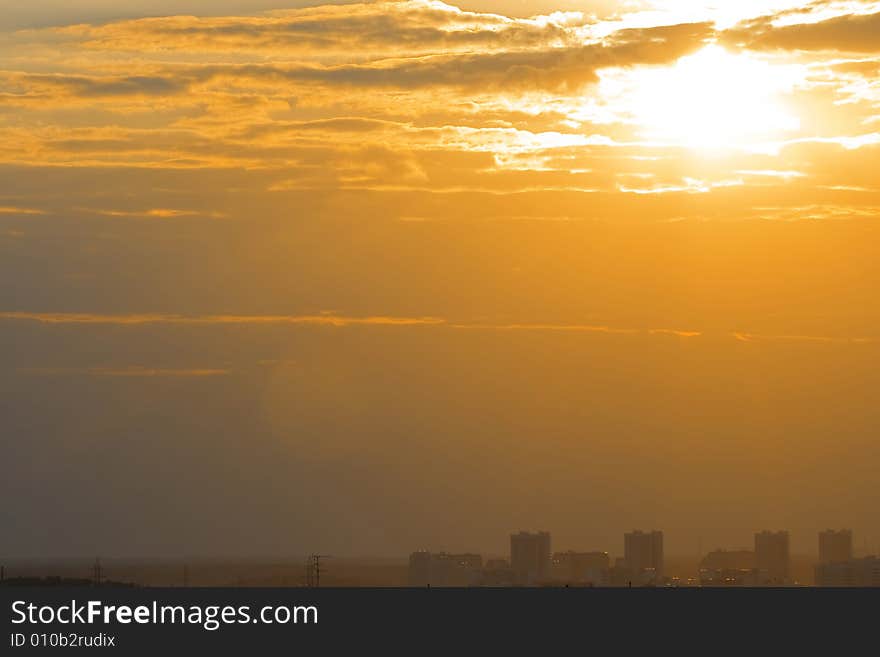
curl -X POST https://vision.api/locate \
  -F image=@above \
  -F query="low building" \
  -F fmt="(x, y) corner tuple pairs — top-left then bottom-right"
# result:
(698, 568), (760, 587)
(551, 551), (610, 585)
(815, 556), (880, 587)
(605, 557), (660, 587)
(700, 549), (755, 571)
(478, 559), (518, 587)
(408, 551), (483, 587)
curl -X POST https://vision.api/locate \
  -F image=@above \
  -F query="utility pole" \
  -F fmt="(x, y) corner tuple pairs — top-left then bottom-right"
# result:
(92, 557), (103, 586)
(183, 564), (189, 587)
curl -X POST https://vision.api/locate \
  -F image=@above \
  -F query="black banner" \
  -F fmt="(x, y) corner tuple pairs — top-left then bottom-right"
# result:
(2, 587), (878, 653)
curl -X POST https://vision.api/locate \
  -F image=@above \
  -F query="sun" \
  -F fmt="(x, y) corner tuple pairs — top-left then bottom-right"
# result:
(607, 45), (802, 151)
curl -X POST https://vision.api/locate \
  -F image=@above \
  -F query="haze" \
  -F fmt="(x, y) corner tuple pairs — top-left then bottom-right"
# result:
(1, 1), (879, 559)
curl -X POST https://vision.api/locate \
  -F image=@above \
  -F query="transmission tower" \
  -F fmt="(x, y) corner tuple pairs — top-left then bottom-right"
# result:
(92, 557), (103, 586)
(307, 554), (331, 587)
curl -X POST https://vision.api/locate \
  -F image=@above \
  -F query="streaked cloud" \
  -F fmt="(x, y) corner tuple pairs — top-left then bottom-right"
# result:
(18, 366), (231, 377)
(732, 331), (879, 344)
(52, 1), (584, 55)
(6, 310), (877, 347)
(0, 311), (446, 327)
(0, 206), (46, 215)
(89, 208), (224, 219)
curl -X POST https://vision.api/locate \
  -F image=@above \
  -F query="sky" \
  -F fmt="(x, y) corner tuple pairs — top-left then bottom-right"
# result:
(1, 1), (879, 559)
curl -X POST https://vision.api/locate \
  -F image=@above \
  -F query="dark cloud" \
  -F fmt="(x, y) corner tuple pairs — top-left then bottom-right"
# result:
(724, 10), (880, 53)
(59, 2), (579, 54)
(10, 73), (188, 98)
(4, 20), (713, 101)
(1, 0), (353, 30)
(183, 21), (713, 92)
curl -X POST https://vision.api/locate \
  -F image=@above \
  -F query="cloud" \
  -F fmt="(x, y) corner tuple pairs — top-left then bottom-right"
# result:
(0, 311), (702, 337)
(89, 208), (222, 219)
(0, 1), (877, 219)
(0, 311), (446, 327)
(177, 21), (712, 92)
(0, 206), (46, 215)
(449, 323), (704, 338)
(0, 311), (701, 338)
(6, 5), (713, 97)
(5, 73), (188, 98)
(648, 328), (703, 338)
(732, 332), (879, 344)
(17, 366), (230, 377)
(6, 311), (880, 347)
(725, 8), (880, 53)
(54, 1), (582, 55)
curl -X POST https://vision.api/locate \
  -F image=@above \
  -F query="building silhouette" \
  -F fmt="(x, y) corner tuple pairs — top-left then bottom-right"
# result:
(478, 559), (517, 587)
(818, 529), (853, 565)
(608, 557), (634, 587)
(551, 551), (609, 585)
(624, 530), (664, 582)
(510, 531), (551, 585)
(755, 531), (790, 585)
(815, 556), (880, 587)
(698, 568), (761, 587)
(408, 551), (483, 587)
(697, 549), (758, 587)
(700, 549), (755, 571)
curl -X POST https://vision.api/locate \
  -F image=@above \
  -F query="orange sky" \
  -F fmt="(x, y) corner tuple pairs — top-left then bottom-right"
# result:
(1, 2), (879, 558)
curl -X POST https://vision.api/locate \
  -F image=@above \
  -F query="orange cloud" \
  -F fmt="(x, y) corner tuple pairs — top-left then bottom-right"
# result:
(0, 206), (46, 215)
(732, 332), (879, 344)
(0, 312), (445, 327)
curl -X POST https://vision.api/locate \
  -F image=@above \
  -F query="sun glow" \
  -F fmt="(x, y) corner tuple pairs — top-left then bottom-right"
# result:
(604, 45), (802, 151)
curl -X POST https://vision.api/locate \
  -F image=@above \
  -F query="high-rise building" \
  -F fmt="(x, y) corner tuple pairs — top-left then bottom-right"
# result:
(624, 530), (664, 580)
(755, 530), (790, 585)
(815, 556), (880, 587)
(510, 531), (551, 585)
(819, 530), (853, 564)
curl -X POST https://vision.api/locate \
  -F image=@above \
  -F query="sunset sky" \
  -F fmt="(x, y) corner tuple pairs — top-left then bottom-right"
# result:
(2, 1), (879, 558)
